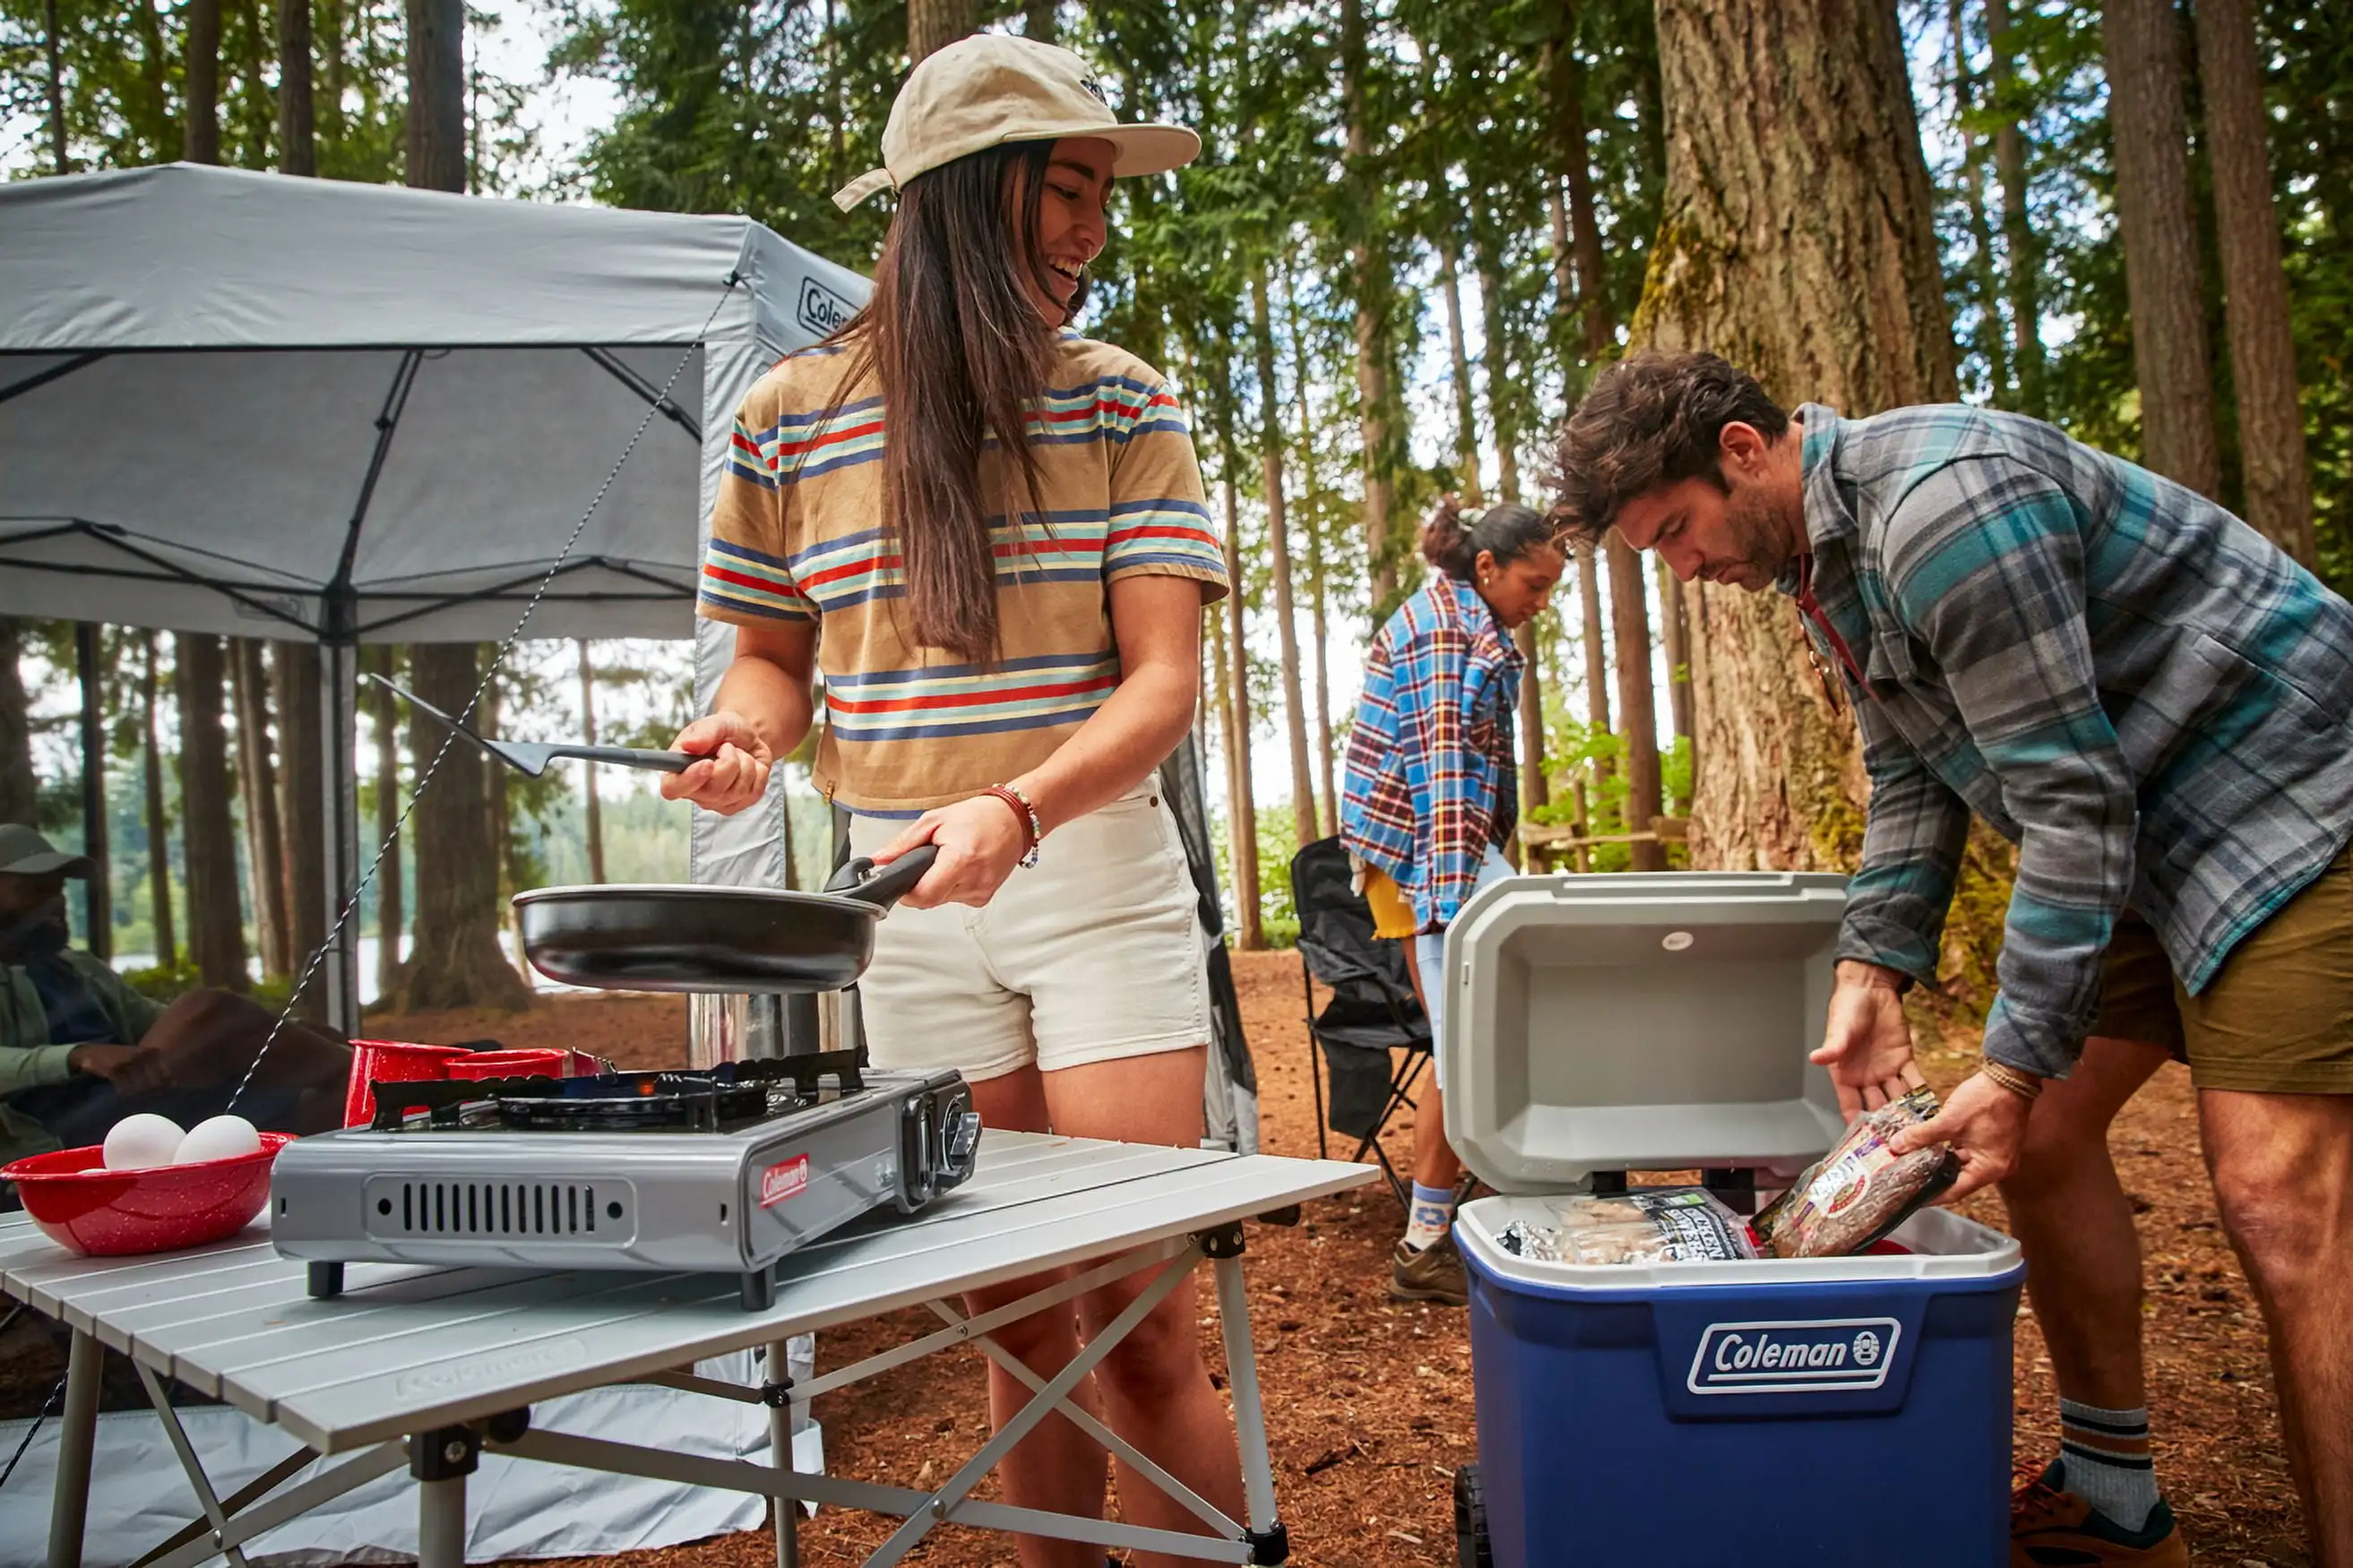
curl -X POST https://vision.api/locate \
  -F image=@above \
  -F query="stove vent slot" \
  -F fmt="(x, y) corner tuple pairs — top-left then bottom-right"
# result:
(386, 1180), (612, 1239)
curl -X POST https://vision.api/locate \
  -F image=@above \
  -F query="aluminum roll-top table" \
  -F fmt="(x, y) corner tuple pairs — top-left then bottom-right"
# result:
(1, 1131), (1374, 1568)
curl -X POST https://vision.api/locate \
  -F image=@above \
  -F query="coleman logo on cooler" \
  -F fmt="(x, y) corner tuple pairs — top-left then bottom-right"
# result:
(1686, 1317), (1901, 1395)
(760, 1155), (810, 1207)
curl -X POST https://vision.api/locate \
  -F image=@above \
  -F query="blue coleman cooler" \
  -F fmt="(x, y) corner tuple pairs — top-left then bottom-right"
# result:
(1438, 873), (2024, 1568)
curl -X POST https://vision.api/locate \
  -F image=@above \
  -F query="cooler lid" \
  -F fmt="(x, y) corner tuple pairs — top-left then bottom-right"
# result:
(1437, 871), (1851, 1193)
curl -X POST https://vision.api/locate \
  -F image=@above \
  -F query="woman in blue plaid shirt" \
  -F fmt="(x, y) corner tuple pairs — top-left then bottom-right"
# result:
(1340, 497), (1564, 1305)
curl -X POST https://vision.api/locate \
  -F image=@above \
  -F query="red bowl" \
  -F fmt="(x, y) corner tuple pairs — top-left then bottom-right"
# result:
(1, 1133), (293, 1257)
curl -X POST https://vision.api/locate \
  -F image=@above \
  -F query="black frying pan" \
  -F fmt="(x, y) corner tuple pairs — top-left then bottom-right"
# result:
(512, 846), (939, 993)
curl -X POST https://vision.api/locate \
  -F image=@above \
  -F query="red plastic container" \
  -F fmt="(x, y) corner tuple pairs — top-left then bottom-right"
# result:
(343, 1039), (466, 1127)
(1, 1133), (293, 1257)
(444, 1047), (568, 1081)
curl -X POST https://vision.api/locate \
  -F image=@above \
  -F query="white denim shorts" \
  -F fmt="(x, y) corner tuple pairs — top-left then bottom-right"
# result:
(848, 784), (1214, 1082)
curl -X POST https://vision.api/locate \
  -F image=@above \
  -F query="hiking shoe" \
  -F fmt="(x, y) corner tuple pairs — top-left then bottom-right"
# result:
(1389, 1234), (1468, 1306)
(2011, 1467), (2188, 1567)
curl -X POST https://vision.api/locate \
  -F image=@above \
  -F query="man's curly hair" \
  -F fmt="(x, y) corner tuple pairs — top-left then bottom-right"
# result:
(1549, 351), (1790, 543)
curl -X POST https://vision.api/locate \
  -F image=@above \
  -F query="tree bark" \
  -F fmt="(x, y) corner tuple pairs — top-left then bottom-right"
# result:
(0, 622), (36, 828)
(405, 0), (465, 193)
(1635, 0), (1958, 872)
(1470, 239), (1549, 823)
(577, 641), (606, 883)
(1217, 476), (1263, 949)
(907, 0), (975, 64)
(174, 634), (248, 991)
(1989, 0), (2047, 418)
(394, 643), (529, 1011)
(1437, 237), (1486, 505)
(139, 633), (177, 969)
(228, 641), (289, 978)
(1607, 541), (1664, 868)
(42, 0), (67, 173)
(1340, 0), (1398, 609)
(183, 0), (220, 164)
(1251, 271), (1318, 849)
(1950, 0), (2013, 401)
(2102, 0), (2221, 497)
(1656, 557), (1694, 752)
(1023, 0), (1055, 44)
(280, 0), (315, 174)
(2194, 0), (2314, 564)
(368, 645), (403, 1001)
(1550, 30), (1614, 358)
(273, 641), (325, 1011)
(1575, 544), (1612, 740)
(1289, 279), (1340, 837)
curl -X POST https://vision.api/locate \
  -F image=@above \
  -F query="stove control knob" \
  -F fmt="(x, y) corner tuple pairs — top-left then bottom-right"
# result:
(948, 1109), (982, 1169)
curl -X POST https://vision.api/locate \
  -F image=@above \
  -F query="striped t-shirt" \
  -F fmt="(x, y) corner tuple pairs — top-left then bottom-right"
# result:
(698, 332), (1228, 816)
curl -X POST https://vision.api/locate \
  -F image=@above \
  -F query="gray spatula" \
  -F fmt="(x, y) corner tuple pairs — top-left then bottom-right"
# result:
(370, 674), (695, 778)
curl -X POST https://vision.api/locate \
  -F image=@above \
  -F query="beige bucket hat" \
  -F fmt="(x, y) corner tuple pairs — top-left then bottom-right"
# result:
(832, 33), (1202, 211)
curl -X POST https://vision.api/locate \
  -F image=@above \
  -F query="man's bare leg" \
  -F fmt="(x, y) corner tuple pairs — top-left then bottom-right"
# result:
(2201, 1088), (2353, 1566)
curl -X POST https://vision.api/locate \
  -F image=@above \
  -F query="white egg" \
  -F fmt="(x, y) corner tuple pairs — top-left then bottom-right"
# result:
(102, 1113), (185, 1171)
(173, 1115), (263, 1166)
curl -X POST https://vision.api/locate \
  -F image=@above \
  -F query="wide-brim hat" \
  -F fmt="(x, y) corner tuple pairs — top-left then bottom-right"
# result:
(834, 33), (1201, 211)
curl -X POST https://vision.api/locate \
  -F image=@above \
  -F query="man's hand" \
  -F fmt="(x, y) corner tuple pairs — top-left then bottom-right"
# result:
(67, 1043), (170, 1094)
(1892, 1068), (2035, 1203)
(659, 711), (774, 815)
(1810, 961), (1926, 1121)
(871, 794), (1029, 910)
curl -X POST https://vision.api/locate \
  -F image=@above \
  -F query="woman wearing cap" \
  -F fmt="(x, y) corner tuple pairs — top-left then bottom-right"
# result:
(668, 33), (1237, 1566)
(1340, 499), (1564, 1305)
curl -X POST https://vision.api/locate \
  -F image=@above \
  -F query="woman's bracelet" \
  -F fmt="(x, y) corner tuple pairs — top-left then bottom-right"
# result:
(981, 784), (1043, 869)
(1981, 1059), (2045, 1102)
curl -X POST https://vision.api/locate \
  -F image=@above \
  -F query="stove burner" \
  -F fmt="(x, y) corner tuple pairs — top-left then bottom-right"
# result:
(366, 1051), (868, 1132)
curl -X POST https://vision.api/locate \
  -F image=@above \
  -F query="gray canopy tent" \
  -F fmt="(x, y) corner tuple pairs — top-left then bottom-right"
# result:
(0, 162), (868, 1030)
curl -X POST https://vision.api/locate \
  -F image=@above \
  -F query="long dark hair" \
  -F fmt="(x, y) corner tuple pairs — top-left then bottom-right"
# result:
(814, 142), (1086, 663)
(1418, 496), (1556, 581)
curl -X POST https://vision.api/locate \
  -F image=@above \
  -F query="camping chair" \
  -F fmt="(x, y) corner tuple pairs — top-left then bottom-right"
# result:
(1289, 836), (1433, 1209)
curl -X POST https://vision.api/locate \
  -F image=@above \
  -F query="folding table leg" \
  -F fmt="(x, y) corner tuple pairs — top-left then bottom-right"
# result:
(417, 1476), (466, 1568)
(46, 1328), (101, 1568)
(1211, 1251), (1287, 1564)
(766, 1339), (797, 1568)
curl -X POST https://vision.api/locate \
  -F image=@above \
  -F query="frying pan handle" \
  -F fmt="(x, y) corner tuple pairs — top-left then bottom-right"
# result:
(825, 843), (941, 909)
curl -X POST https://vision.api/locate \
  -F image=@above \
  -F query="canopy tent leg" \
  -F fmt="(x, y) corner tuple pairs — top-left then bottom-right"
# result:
(73, 623), (109, 961)
(317, 635), (360, 1036)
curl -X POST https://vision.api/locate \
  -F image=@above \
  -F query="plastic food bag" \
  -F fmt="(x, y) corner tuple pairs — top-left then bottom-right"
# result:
(1495, 1186), (1760, 1266)
(1752, 1085), (1961, 1259)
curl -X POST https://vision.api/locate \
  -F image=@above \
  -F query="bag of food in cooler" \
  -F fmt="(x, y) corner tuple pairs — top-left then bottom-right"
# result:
(1495, 1186), (1759, 1266)
(1752, 1084), (1961, 1259)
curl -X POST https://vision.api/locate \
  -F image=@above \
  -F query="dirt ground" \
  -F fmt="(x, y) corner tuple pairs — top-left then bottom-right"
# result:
(4, 952), (2308, 1565)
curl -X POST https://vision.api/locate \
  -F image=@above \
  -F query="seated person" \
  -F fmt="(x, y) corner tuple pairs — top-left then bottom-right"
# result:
(0, 824), (351, 1177)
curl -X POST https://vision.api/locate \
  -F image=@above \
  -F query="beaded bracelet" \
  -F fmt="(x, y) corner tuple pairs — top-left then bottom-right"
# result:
(981, 783), (1043, 869)
(1981, 1059), (2045, 1102)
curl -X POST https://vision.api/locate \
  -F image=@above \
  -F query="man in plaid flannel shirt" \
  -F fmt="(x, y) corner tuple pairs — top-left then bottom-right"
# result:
(1555, 352), (2353, 1567)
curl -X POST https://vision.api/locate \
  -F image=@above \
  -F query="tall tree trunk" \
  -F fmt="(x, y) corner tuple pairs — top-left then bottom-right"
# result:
(42, 0), (67, 173)
(1550, 29), (1615, 358)
(320, 0), (344, 145)
(273, 642), (325, 1012)
(1217, 475), (1263, 949)
(174, 635), (248, 990)
(1437, 237), (1486, 504)
(907, 0), (974, 63)
(1950, 0), (2013, 400)
(1635, 0), (1958, 872)
(183, 0), (220, 163)
(1250, 271), (1318, 849)
(394, 644), (529, 1011)
(2103, 0), (2221, 497)
(1288, 279), (1340, 837)
(1471, 246), (1550, 820)
(369, 645), (403, 1001)
(1656, 559), (1694, 753)
(577, 641), (606, 883)
(139, 633), (177, 969)
(1340, 0), (1398, 610)
(229, 641), (289, 978)
(1023, 0), (1055, 44)
(280, 0), (314, 175)
(2194, 0), (2314, 564)
(405, 0), (465, 193)
(0, 622), (34, 826)
(131, 0), (174, 160)
(1607, 541), (1665, 868)
(1990, 0), (2047, 418)
(1575, 545), (1612, 740)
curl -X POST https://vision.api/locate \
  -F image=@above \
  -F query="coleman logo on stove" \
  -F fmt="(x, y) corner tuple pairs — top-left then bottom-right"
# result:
(1685, 1317), (1901, 1395)
(761, 1154), (810, 1207)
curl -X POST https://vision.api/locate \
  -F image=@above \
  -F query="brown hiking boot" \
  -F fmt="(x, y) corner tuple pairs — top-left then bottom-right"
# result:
(1389, 1234), (1469, 1306)
(2010, 1468), (2188, 1567)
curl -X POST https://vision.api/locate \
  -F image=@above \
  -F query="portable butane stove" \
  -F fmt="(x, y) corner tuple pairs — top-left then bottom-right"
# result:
(271, 1051), (980, 1309)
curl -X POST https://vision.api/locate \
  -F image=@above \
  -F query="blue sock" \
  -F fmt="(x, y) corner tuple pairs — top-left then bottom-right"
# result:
(1403, 1183), (1457, 1252)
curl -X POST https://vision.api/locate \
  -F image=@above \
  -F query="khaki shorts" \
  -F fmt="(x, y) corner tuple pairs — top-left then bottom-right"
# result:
(848, 785), (1212, 1083)
(2093, 843), (2353, 1094)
